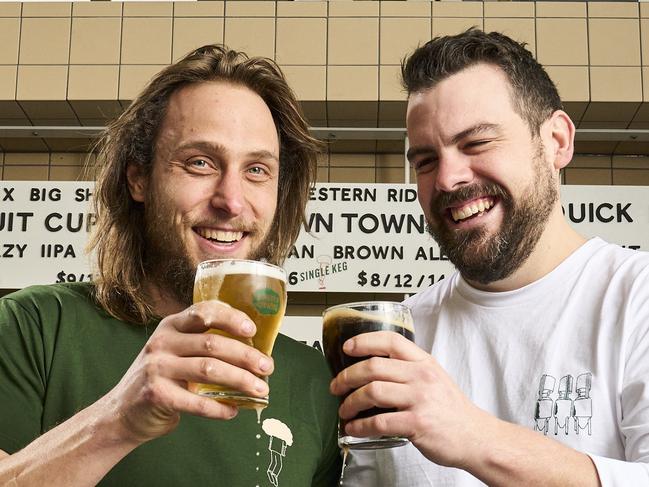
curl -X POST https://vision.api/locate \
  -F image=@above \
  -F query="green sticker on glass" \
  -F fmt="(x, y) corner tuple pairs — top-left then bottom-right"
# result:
(253, 288), (280, 315)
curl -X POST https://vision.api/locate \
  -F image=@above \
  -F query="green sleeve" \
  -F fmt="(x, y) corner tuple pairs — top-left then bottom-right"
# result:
(0, 296), (46, 453)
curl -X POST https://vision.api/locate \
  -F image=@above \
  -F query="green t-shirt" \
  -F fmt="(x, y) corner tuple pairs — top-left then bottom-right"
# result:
(0, 283), (341, 486)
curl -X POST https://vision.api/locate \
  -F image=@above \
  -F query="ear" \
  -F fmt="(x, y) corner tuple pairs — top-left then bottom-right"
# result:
(543, 110), (575, 171)
(126, 163), (146, 203)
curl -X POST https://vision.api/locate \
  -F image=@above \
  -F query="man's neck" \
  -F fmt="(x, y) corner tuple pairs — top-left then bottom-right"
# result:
(143, 281), (186, 318)
(466, 207), (587, 293)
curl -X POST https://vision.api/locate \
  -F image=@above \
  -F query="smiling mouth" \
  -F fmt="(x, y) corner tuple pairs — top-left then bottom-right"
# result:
(449, 197), (496, 223)
(194, 227), (245, 244)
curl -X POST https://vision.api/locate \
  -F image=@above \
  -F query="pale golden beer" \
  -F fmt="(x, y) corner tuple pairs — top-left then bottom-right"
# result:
(188, 259), (287, 409)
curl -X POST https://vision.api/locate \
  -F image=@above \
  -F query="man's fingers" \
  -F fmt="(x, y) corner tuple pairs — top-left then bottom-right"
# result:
(330, 356), (410, 396)
(145, 331), (273, 376)
(147, 377), (241, 420)
(182, 356), (270, 398)
(180, 391), (240, 420)
(146, 354), (270, 398)
(338, 381), (413, 420)
(342, 331), (427, 361)
(344, 410), (415, 440)
(171, 300), (256, 337)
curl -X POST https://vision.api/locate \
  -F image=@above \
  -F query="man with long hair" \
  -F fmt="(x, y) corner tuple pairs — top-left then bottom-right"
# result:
(333, 30), (649, 485)
(0, 45), (341, 486)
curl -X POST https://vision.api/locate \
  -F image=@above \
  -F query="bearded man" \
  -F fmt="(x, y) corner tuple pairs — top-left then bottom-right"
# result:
(334, 29), (649, 486)
(0, 45), (341, 486)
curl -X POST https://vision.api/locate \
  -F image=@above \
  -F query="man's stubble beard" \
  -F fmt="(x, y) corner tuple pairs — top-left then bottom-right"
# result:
(141, 189), (274, 309)
(426, 144), (558, 285)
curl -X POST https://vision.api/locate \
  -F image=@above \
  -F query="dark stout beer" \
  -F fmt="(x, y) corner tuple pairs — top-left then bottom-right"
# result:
(323, 307), (414, 372)
(322, 302), (414, 449)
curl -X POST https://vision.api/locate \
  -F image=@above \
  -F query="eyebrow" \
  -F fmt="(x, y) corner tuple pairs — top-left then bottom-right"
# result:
(406, 123), (501, 163)
(174, 140), (280, 164)
(248, 150), (280, 164)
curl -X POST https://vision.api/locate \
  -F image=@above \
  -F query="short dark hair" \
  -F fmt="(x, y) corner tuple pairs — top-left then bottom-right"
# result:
(401, 28), (562, 134)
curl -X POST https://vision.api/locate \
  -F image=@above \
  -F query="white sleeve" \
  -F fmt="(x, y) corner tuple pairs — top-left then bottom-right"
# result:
(588, 455), (649, 486)
(591, 263), (649, 486)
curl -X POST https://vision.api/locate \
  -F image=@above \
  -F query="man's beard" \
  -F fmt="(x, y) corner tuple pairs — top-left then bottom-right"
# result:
(141, 190), (273, 309)
(426, 145), (558, 285)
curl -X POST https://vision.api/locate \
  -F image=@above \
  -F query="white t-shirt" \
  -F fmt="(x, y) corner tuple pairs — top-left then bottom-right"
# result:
(344, 238), (649, 486)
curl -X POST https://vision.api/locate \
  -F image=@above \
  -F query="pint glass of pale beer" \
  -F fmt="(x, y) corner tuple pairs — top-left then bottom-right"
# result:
(322, 301), (414, 450)
(188, 259), (287, 409)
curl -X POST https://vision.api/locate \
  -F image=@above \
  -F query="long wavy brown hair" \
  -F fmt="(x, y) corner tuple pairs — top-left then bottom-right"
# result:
(87, 45), (322, 324)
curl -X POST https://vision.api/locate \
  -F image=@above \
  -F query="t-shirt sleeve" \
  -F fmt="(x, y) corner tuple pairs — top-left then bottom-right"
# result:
(590, 263), (649, 485)
(588, 455), (649, 486)
(0, 297), (46, 453)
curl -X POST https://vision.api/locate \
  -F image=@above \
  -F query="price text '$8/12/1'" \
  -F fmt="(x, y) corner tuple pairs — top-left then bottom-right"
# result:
(356, 271), (445, 288)
(56, 271), (93, 283)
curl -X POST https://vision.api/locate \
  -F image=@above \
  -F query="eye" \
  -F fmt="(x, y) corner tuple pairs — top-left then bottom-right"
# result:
(464, 140), (490, 152)
(246, 164), (272, 181)
(185, 157), (216, 174)
(411, 157), (437, 174)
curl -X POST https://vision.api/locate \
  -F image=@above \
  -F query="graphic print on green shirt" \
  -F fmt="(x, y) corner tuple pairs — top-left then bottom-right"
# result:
(0, 283), (342, 486)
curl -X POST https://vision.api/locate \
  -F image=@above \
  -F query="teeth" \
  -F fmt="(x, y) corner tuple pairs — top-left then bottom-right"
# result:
(450, 198), (494, 222)
(196, 228), (243, 243)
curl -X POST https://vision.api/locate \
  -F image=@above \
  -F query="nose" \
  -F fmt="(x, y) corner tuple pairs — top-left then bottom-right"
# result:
(434, 152), (474, 193)
(210, 169), (245, 217)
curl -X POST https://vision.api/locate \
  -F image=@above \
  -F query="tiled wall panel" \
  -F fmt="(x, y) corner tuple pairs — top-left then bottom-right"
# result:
(0, 0), (646, 189)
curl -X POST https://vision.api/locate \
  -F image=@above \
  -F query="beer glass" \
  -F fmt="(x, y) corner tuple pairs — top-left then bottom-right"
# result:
(322, 301), (414, 450)
(188, 259), (287, 409)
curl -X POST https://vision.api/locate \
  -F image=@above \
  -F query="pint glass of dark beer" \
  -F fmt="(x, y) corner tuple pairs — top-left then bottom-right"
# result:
(322, 301), (414, 449)
(188, 259), (287, 410)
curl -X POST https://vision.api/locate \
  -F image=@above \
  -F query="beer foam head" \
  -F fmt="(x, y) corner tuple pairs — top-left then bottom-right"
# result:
(198, 259), (286, 282)
(323, 302), (414, 333)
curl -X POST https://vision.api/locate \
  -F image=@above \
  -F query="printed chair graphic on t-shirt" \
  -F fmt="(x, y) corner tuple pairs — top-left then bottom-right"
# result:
(533, 372), (593, 437)
(534, 374), (555, 435)
(573, 373), (593, 436)
(554, 375), (574, 435)
(262, 418), (294, 486)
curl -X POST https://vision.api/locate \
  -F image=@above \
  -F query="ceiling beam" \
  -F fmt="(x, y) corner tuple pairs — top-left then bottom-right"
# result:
(1, 126), (649, 142)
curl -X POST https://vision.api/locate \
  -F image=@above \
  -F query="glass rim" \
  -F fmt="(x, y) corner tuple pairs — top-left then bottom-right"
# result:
(323, 300), (410, 315)
(196, 259), (286, 278)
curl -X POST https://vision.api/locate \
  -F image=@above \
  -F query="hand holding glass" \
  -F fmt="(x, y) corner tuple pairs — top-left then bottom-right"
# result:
(188, 259), (287, 409)
(323, 301), (415, 449)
